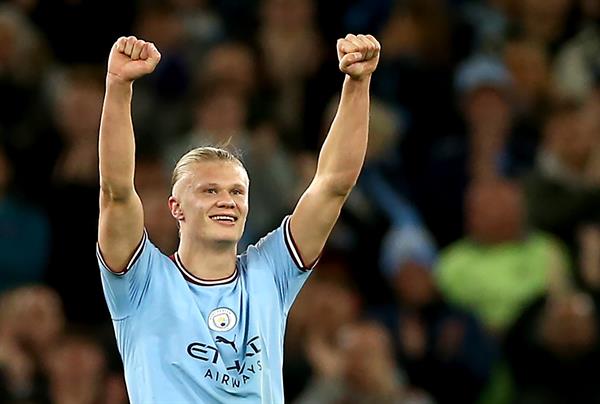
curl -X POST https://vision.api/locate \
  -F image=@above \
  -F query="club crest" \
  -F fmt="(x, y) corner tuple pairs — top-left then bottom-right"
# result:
(208, 308), (237, 332)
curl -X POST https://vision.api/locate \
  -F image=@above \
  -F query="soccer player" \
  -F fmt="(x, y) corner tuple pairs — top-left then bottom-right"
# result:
(96, 33), (380, 403)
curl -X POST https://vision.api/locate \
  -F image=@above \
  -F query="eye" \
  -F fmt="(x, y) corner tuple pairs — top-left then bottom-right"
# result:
(205, 188), (218, 194)
(231, 189), (244, 196)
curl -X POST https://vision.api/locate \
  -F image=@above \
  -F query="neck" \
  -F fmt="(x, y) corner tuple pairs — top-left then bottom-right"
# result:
(177, 237), (237, 281)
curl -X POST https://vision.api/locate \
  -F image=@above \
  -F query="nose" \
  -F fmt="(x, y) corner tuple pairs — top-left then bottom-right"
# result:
(216, 196), (236, 209)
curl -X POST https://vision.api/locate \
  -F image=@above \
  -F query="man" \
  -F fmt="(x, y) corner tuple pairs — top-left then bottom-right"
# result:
(96, 33), (379, 403)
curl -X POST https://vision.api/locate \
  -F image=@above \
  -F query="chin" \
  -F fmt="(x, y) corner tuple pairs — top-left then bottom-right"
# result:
(214, 236), (239, 244)
(211, 232), (242, 245)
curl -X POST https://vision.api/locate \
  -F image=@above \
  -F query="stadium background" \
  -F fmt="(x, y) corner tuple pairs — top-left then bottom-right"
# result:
(2, 0), (600, 402)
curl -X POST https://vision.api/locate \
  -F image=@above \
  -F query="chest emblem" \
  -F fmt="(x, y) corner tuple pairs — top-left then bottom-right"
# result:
(208, 307), (237, 332)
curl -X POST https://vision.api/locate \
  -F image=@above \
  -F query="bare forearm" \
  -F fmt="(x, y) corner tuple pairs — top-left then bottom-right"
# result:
(316, 76), (370, 194)
(288, 34), (379, 266)
(99, 78), (136, 199)
(97, 37), (159, 271)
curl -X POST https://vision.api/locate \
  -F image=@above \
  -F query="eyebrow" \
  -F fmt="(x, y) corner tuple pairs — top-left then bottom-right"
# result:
(199, 182), (247, 189)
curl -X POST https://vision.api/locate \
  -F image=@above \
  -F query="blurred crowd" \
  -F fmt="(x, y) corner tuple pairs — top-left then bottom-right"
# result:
(2, 0), (600, 403)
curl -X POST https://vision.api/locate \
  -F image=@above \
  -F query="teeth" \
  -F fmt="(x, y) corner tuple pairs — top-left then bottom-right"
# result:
(211, 215), (235, 222)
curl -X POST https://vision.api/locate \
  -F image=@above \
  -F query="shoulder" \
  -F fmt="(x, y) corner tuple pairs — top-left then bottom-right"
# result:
(98, 230), (173, 277)
(527, 231), (563, 248)
(246, 217), (288, 254)
(527, 231), (569, 258)
(438, 239), (476, 262)
(239, 241), (271, 272)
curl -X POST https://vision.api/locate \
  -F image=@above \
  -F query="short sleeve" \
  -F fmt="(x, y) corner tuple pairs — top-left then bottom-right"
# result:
(96, 230), (160, 320)
(252, 216), (316, 314)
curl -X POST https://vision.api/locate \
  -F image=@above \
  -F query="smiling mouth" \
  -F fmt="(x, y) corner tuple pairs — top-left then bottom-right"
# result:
(209, 215), (238, 224)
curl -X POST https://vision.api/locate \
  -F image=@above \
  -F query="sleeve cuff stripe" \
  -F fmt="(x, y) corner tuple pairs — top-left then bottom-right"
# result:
(127, 230), (147, 270)
(284, 216), (317, 271)
(96, 230), (147, 275)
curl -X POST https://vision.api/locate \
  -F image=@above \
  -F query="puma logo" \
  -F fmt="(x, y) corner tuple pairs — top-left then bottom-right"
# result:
(215, 335), (237, 353)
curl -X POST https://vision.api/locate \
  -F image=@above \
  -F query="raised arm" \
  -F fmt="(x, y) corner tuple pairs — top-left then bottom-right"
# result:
(290, 34), (380, 267)
(98, 36), (161, 272)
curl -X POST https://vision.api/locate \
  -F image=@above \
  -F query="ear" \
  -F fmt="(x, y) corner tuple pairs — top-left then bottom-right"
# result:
(168, 196), (184, 221)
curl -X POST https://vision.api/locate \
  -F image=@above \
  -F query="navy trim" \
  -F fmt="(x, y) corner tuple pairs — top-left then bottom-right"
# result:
(283, 216), (318, 271)
(172, 252), (238, 286)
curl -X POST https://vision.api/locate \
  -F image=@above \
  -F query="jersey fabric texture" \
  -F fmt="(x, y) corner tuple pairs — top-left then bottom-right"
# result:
(96, 216), (313, 403)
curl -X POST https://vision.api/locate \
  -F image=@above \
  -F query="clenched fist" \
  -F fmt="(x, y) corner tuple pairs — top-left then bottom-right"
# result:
(337, 34), (380, 80)
(107, 36), (161, 83)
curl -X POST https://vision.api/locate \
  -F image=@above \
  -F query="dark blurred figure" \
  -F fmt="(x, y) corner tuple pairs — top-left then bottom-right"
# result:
(375, 222), (497, 404)
(553, 0), (600, 102)
(284, 259), (362, 401)
(342, 0), (395, 36)
(514, 0), (577, 53)
(45, 334), (125, 404)
(0, 285), (65, 403)
(416, 54), (531, 247)
(256, 0), (333, 150)
(0, 285), (126, 404)
(505, 290), (600, 404)
(523, 96), (600, 271)
(130, 1), (194, 145)
(27, 0), (135, 64)
(196, 40), (259, 99)
(134, 154), (178, 255)
(373, 0), (467, 162)
(0, 4), (55, 199)
(44, 66), (108, 326)
(168, 0), (225, 61)
(503, 34), (553, 141)
(295, 319), (434, 404)
(460, 0), (517, 53)
(212, 0), (259, 38)
(0, 4), (50, 136)
(455, 55), (520, 180)
(579, 224), (600, 292)
(0, 144), (50, 293)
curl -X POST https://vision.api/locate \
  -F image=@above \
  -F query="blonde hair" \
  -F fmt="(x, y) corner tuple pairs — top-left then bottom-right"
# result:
(171, 146), (245, 190)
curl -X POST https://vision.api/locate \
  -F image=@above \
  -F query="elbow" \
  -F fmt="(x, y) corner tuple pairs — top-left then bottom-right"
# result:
(332, 179), (357, 197)
(319, 173), (358, 197)
(100, 178), (134, 203)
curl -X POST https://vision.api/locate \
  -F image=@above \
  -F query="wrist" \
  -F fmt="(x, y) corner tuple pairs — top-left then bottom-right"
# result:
(345, 73), (372, 83)
(106, 73), (134, 89)
(105, 75), (134, 100)
(343, 74), (371, 94)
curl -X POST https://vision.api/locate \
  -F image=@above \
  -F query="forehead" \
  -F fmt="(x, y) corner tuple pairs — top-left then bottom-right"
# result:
(186, 160), (249, 187)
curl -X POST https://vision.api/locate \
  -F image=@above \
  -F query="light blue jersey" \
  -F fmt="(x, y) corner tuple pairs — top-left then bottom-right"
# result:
(96, 216), (313, 403)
